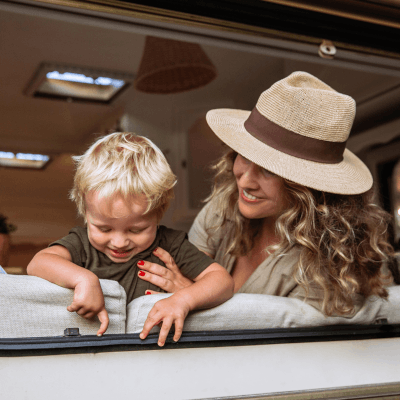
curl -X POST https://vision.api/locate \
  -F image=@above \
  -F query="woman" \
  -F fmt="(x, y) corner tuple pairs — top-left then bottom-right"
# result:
(138, 71), (393, 317)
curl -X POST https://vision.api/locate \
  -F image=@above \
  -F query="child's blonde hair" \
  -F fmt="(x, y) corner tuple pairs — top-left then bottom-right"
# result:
(70, 132), (176, 221)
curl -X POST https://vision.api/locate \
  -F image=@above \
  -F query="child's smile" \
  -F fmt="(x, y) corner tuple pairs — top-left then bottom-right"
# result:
(109, 248), (134, 260)
(85, 191), (158, 263)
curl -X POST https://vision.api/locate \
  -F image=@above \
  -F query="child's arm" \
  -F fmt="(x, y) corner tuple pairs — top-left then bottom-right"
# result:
(27, 245), (109, 336)
(139, 262), (234, 346)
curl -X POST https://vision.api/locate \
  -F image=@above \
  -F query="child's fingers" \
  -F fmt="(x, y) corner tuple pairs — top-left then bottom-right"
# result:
(68, 301), (109, 336)
(67, 301), (81, 313)
(97, 309), (109, 336)
(157, 317), (173, 347)
(173, 318), (184, 343)
(81, 311), (95, 319)
(140, 311), (161, 340)
(68, 301), (91, 316)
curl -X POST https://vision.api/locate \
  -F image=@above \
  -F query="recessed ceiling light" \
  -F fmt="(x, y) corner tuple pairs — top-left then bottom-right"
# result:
(25, 63), (134, 104)
(0, 151), (50, 169)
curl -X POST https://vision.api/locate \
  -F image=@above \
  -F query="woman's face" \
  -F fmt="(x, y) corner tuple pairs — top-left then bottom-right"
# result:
(233, 154), (289, 220)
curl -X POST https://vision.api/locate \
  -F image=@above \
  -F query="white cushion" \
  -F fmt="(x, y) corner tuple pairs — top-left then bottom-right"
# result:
(2, 274), (399, 338)
(126, 287), (400, 334)
(382, 285), (400, 324)
(0, 275), (126, 338)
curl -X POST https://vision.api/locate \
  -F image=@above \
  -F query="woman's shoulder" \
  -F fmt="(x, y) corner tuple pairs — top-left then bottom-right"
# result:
(188, 198), (229, 257)
(196, 196), (231, 226)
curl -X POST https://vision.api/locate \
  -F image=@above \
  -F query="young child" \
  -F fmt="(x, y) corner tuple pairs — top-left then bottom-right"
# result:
(27, 132), (234, 346)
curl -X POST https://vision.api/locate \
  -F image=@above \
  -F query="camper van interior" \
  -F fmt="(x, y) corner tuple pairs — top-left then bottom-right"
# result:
(1, 1), (400, 399)
(2, 0), (400, 268)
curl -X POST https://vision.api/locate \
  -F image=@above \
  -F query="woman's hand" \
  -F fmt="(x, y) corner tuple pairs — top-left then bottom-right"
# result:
(137, 247), (193, 294)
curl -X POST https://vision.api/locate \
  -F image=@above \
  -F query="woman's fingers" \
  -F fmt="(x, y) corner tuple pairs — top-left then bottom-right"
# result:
(138, 260), (171, 278)
(153, 247), (193, 290)
(153, 247), (180, 272)
(138, 267), (173, 292)
(137, 248), (194, 293)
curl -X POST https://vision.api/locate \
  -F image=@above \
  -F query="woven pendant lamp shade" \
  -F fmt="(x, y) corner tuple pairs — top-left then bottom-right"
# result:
(134, 36), (217, 94)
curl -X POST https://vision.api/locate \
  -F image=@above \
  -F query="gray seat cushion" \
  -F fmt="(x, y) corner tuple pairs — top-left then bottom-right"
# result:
(2, 274), (399, 338)
(126, 286), (400, 334)
(0, 275), (126, 338)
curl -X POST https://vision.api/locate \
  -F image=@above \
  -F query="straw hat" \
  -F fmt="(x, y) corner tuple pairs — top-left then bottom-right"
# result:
(206, 71), (373, 195)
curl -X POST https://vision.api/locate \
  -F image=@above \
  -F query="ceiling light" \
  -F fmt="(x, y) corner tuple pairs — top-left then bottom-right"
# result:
(25, 63), (134, 103)
(135, 36), (217, 94)
(0, 151), (50, 169)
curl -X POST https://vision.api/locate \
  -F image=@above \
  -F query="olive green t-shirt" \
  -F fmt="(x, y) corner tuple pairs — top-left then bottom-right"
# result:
(51, 225), (214, 303)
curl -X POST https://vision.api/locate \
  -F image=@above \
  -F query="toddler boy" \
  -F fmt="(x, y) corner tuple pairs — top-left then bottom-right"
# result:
(27, 132), (234, 346)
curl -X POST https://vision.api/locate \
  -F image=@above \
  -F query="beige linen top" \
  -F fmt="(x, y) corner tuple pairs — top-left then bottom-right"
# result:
(188, 198), (364, 314)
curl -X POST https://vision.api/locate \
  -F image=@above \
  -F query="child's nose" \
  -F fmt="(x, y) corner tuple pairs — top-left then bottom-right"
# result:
(110, 233), (129, 248)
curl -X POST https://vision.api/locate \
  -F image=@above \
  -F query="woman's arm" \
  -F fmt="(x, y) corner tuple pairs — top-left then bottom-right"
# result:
(27, 245), (109, 335)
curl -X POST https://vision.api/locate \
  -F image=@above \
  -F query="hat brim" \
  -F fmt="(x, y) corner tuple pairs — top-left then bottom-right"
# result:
(206, 109), (373, 195)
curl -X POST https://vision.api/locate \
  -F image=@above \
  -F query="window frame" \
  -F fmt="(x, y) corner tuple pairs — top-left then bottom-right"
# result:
(3, 0), (400, 347)
(1, 323), (400, 356)
(2, 2), (400, 398)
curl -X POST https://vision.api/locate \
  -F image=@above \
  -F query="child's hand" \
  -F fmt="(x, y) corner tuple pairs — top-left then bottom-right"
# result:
(67, 277), (109, 336)
(139, 295), (191, 346)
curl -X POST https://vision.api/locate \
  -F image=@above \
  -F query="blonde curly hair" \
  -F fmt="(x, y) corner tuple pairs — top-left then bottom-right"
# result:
(70, 132), (176, 222)
(206, 150), (393, 316)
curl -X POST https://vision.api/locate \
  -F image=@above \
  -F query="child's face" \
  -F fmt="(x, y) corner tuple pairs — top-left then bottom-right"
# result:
(85, 191), (158, 263)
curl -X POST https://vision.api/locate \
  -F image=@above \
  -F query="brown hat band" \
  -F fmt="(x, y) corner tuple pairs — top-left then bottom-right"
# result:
(244, 107), (347, 164)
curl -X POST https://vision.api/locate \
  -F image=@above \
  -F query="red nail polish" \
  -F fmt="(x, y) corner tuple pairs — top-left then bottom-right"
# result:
(153, 247), (158, 253)
(139, 271), (145, 277)
(145, 291), (151, 295)
(137, 260), (144, 266)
